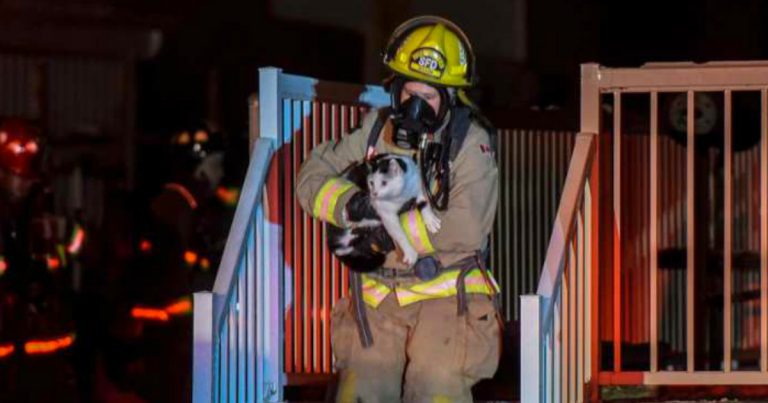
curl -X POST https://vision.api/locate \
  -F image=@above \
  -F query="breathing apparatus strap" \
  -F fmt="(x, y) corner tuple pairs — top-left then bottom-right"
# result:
(445, 106), (473, 162)
(365, 108), (391, 161)
(351, 272), (374, 348)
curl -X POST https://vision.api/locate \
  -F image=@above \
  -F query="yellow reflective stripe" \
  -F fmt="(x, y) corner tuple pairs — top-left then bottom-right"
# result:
(395, 269), (498, 306)
(464, 276), (494, 294)
(361, 275), (391, 308)
(312, 178), (355, 226)
(399, 209), (435, 254)
(408, 268), (463, 294)
(359, 269), (501, 306)
(363, 293), (386, 308)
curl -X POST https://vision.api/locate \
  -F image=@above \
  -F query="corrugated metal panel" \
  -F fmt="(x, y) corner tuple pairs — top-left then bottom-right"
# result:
(620, 133), (652, 347)
(492, 129), (576, 321)
(47, 57), (128, 138)
(733, 144), (761, 363)
(0, 54), (43, 119)
(279, 99), (369, 374)
(0, 53), (130, 136)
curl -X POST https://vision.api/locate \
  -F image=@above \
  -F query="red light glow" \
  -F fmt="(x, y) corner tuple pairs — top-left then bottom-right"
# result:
(25, 141), (38, 154)
(131, 307), (169, 322)
(165, 298), (192, 316)
(0, 344), (14, 358)
(47, 256), (61, 271)
(216, 186), (240, 207)
(8, 141), (23, 155)
(139, 239), (152, 253)
(200, 258), (211, 271)
(184, 250), (198, 266)
(24, 334), (75, 355)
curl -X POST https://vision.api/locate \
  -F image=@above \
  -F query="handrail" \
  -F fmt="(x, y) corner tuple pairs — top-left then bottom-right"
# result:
(521, 131), (596, 403)
(193, 137), (275, 403)
(536, 132), (596, 331)
(194, 67), (391, 403)
(590, 61), (768, 90)
(212, 138), (275, 325)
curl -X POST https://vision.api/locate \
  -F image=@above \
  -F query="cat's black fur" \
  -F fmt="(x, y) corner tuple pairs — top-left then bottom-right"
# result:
(326, 155), (422, 272)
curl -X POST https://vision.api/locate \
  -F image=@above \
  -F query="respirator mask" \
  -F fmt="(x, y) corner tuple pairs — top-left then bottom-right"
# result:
(390, 79), (449, 150)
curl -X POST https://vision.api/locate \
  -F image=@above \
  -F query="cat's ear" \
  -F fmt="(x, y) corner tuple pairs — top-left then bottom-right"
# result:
(389, 158), (402, 175)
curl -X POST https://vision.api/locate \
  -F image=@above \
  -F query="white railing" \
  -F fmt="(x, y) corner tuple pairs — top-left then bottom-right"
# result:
(520, 132), (596, 403)
(193, 67), (388, 403)
(193, 135), (276, 402)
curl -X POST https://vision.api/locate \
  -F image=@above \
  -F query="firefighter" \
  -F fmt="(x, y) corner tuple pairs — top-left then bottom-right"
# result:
(125, 123), (229, 310)
(145, 123), (236, 295)
(296, 16), (501, 402)
(0, 118), (81, 401)
(109, 123), (242, 402)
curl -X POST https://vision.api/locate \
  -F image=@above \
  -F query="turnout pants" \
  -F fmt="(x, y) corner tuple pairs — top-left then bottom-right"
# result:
(331, 293), (501, 403)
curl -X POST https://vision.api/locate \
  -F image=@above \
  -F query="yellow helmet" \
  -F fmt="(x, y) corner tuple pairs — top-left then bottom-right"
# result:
(383, 16), (476, 88)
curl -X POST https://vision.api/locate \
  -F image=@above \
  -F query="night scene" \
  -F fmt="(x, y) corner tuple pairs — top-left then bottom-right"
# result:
(0, 1), (767, 402)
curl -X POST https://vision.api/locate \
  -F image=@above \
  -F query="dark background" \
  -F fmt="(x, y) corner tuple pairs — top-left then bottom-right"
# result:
(0, 0), (766, 401)
(3, 0), (765, 145)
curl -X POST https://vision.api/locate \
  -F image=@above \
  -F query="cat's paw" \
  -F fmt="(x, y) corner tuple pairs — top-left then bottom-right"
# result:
(422, 210), (442, 233)
(402, 247), (418, 266)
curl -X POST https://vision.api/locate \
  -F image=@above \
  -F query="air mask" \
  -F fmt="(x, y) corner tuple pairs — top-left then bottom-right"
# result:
(392, 95), (439, 149)
(389, 77), (450, 149)
(387, 78), (454, 211)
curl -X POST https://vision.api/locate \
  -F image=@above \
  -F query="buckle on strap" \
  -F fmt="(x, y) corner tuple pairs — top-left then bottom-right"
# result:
(376, 255), (472, 281)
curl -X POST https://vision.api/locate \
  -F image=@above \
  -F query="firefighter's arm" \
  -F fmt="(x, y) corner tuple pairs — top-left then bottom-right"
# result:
(400, 124), (498, 258)
(295, 111), (374, 227)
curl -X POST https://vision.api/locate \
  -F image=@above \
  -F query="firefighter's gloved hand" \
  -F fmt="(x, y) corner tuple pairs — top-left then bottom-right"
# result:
(344, 191), (379, 223)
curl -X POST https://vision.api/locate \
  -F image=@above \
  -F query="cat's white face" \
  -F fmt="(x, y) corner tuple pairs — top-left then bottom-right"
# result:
(368, 158), (405, 200)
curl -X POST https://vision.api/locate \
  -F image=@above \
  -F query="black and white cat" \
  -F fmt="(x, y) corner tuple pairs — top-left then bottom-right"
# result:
(327, 154), (441, 271)
(367, 155), (441, 265)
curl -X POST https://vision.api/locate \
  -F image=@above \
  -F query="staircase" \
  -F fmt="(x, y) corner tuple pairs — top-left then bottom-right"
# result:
(191, 67), (567, 402)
